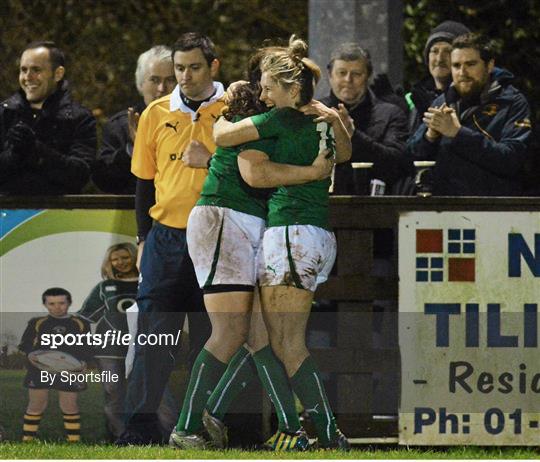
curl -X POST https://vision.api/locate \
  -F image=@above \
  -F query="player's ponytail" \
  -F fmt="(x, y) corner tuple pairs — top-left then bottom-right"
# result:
(288, 35), (308, 60)
(261, 35), (321, 107)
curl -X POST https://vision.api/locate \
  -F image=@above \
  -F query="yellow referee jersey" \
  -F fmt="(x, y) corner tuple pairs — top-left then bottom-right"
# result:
(131, 83), (225, 229)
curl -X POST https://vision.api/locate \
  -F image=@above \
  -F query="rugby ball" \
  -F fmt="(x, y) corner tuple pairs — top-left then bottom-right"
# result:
(28, 350), (84, 373)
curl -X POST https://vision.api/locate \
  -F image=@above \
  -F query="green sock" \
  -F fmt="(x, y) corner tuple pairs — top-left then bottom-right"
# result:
(290, 355), (338, 446)
(177, 348), (227, 433)
(206, 346), (257, 421)
(253, 345), (301, 433)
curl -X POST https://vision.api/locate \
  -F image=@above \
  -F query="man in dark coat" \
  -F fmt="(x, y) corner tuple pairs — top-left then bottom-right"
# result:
(407, 33), (532, 196)
(320, 42), (409, 195)
(406, 21), (471, 134)
(92, 45), (176, 194)
(0, 41), (96, 195)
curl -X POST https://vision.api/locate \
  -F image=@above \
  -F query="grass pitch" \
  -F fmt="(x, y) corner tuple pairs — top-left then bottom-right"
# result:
(1, 370), (539, 459)
(1, 442), (539, 459)
(0, 369), (108, 442)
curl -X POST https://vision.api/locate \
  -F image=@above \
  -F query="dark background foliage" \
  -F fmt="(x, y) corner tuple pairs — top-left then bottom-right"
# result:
(1, 0), (308, 124)
(1, 0), (538, 128)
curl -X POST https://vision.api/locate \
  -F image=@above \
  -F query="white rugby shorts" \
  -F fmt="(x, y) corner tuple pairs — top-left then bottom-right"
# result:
(258, 225), (336, 292)
(187, 206), (265, 288)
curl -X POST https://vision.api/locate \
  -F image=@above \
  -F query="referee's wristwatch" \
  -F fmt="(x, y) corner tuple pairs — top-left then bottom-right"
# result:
(136, 235), (145, 245)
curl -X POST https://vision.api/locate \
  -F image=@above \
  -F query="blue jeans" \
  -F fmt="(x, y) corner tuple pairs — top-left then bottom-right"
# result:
(124, 222), (210, 433)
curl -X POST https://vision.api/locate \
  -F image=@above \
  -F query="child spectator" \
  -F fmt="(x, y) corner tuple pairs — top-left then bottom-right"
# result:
(18, 287), (92, 442)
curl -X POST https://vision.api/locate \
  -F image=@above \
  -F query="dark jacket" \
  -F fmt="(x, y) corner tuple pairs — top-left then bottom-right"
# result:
(321, 89), (410, 194)
(407, 68), (532, 196)
(406, 75), (445, 134)
(92, 101), (145, 194)
(0, 81), (96, 195)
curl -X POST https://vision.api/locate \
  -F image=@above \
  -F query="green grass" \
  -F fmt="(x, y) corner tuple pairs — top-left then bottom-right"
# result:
(2, 370), (539, 459)
(0, 369), (108, 442)
(0, 442), (539, 459)
(0, 368), (189, 443)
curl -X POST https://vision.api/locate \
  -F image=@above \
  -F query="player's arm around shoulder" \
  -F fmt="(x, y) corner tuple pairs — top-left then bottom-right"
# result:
(213, 116), (260, 147)
(237, 148), (333, 188)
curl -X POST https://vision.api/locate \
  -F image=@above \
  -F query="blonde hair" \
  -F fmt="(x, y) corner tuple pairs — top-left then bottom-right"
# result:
(260, 36), (321, 106)
(101, 242), (138, 280)
(247, 45), (286, 83)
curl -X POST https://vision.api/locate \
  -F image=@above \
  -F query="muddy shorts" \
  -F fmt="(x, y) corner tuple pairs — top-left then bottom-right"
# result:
(257, 225), (336, 292)
(187, 206), (265, 289)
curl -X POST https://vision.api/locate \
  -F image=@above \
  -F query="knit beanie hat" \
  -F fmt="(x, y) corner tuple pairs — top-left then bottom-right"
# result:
(423, 20), (471, 63)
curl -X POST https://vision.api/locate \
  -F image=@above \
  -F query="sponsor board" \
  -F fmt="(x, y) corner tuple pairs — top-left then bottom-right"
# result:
(0, 209), (136, 342)
(399, 212), (540, 445)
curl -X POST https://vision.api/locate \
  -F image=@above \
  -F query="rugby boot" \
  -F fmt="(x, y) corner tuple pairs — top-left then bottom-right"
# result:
(168, 426), (210, 449)
(202, 410), (228, 449)
(263, 427), (310, 451)
(315, 428), (351, 451)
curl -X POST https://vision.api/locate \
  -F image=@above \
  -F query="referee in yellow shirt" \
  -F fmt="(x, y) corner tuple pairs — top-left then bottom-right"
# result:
(117, 32), (224, 445)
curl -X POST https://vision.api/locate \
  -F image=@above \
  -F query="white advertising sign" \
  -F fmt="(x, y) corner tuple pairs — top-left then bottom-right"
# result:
(399, 212), (540, 445)
(0, 209), (136, 343)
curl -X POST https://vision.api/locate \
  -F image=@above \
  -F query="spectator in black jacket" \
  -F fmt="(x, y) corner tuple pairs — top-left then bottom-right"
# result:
(407, 33), (532, 196)
(0, 41), (96, 195)
(92, 45), (176, 194)
(320, 42), (409, 194)
(406, 21), (471, 133)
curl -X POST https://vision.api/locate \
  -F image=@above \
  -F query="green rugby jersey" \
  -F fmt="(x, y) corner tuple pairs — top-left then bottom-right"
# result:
(198, 117), (275, 219)
(251, 107), (335, 229)
(78, 279), (137, 358)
